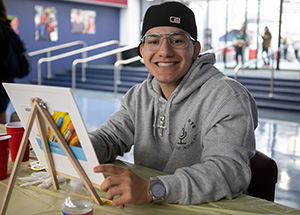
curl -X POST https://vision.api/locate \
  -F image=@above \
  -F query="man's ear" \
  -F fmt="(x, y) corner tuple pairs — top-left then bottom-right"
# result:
(193, 41), (201, 60)
(139, 44), (144, 58)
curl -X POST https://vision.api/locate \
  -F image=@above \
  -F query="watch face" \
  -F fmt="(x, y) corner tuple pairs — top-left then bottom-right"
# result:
(152, 182), (166, 199)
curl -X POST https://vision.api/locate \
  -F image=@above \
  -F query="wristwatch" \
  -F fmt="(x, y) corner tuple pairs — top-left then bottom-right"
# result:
(149, 177), (166, 203)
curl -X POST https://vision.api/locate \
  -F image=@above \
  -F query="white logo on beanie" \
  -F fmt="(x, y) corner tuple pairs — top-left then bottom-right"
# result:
(170, 16), (180, 24)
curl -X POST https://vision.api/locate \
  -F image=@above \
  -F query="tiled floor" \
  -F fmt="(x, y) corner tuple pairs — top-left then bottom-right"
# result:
(6, 59), (300, 210)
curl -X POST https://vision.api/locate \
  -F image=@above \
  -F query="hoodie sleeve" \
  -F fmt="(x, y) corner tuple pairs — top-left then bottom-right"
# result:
(158, 92), (257, 205)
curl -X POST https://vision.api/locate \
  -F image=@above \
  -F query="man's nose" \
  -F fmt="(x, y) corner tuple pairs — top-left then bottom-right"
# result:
(157, 38), (174, 57)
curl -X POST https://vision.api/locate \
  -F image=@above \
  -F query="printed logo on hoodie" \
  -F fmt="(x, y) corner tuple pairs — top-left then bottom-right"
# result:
(176, 119), (197, 151)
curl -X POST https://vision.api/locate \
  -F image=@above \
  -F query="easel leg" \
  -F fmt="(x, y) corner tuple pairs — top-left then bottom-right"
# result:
(35, 110), (59, 190)
(35, 98), (103, 205)
(0, 103), (38, 215)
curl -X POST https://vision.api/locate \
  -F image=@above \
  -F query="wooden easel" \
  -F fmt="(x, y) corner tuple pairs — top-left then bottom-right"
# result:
(0, 97), (103, 215)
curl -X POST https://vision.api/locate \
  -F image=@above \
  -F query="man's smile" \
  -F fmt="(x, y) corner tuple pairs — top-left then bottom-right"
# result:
(156, 62), (177, 67)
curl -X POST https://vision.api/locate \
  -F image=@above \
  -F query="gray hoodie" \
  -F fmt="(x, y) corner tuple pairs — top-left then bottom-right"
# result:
(89, 53), (258, 205)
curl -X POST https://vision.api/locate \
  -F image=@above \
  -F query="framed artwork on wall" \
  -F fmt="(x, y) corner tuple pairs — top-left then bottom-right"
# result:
(70, 8), (96, 35)
(34, 5), (58, 41)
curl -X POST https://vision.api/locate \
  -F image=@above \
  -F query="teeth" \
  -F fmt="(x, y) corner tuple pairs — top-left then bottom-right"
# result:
(157, 62), (175, 67)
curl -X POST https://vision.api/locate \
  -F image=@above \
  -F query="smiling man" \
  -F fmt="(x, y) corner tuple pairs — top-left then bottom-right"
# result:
(89, 1), (258, 206)
(140, 28), (200, 99)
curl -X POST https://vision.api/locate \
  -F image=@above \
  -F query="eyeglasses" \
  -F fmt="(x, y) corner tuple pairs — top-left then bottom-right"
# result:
(141, 32), (195, 51)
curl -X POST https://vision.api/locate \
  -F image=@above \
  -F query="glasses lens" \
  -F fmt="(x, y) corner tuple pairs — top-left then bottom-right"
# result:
(168, 33), (189, 48)
(142, 33), (191, 50)
(142, 34), (161, 49)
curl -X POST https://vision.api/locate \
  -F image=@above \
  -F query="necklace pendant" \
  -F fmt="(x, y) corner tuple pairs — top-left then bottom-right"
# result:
(157, 116), (167, 137)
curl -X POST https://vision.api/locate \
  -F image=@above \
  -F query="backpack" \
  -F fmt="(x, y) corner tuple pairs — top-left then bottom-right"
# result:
(1, 22), (31, 79)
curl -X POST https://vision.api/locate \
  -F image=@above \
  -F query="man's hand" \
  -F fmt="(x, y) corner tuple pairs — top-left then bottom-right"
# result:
(93, 164), (153, 206)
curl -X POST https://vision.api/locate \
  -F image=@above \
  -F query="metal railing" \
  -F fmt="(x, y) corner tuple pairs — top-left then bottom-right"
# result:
(113, 56), (142, 98)
(34, 40), (294, 100)
(71, 43), (139, 89)
(28, 40), (87, 82)
(234, 48), (281, 97)
(37, 40), (119, 85)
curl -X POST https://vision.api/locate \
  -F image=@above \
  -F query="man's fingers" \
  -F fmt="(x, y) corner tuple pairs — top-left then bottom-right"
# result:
(105, 185), (125, 201)
(102, 180), (129, 206)
(93, 164), (152, 205)
(112, 193), (130, 206)
(93, 164), (124, 175)
(100, 175), (121, 192)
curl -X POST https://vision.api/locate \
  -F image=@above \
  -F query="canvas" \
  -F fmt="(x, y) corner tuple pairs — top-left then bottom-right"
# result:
(3, 83), (104, 188)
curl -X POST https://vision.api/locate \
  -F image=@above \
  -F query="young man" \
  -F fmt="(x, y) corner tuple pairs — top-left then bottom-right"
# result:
(90, 1), (257, 206)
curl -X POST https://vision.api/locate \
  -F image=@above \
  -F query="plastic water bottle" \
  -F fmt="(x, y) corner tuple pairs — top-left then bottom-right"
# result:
(62, 178), (93, 215)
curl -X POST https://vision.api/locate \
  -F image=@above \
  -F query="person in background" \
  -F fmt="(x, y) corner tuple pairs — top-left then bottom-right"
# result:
(292, 40), (300, 61)
(90, 1), (257, 206)
(261, 26), (272, 66)
(0, 0), (12, 124)
(281, 33), (288, 60)
(0, 0), (30, 124)
(234, 25), (248, 65)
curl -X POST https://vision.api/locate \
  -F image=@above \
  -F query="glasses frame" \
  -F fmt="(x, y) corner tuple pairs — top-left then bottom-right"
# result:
(140, 32), (196, 50)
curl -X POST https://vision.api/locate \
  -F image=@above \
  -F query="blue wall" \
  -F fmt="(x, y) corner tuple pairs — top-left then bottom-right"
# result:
(5, 0), (121, 82)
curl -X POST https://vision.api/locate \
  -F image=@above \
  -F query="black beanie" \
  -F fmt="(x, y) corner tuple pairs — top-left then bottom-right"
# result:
(138, 1), (197, 57)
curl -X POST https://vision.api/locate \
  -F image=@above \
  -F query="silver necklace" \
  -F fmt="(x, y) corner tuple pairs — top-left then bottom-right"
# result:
(157, 115), (167, 137)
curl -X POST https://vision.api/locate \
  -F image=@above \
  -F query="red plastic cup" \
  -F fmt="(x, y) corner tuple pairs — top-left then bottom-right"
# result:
(5, 122), (30, 162)
(0, 135), (11, 180)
